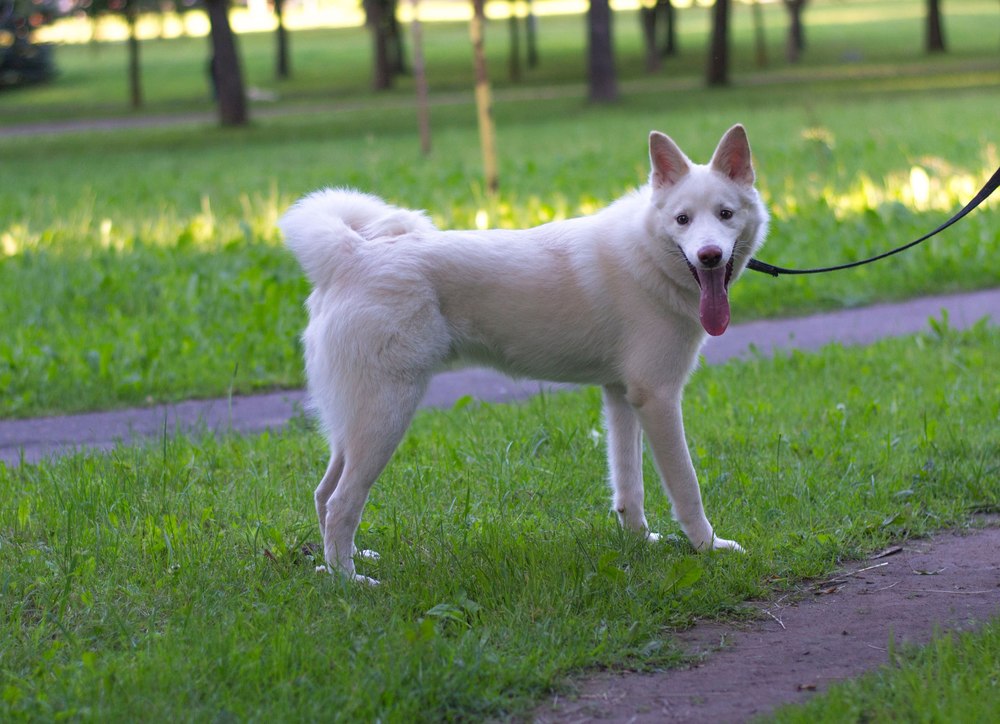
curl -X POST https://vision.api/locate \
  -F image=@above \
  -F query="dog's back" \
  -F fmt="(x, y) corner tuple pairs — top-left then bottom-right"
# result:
(280, 126), (765, 583)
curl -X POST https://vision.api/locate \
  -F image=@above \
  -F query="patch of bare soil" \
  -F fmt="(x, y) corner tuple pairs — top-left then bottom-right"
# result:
(533, 519), (1000, 723)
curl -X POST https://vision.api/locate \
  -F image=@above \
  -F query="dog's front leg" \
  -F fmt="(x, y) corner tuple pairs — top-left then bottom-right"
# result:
(603, 385), (658, 541)
(631, 388), (743, 553)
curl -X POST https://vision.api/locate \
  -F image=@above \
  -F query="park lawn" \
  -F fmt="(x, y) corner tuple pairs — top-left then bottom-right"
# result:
(1, 0), (998, 417)
(770, 616), (1000, 723)
(0, 321), (997, 720)
(0, 82), (998, 417)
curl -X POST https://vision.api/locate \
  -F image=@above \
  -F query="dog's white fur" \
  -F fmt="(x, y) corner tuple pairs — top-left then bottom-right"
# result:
(280, 125), (769, 583)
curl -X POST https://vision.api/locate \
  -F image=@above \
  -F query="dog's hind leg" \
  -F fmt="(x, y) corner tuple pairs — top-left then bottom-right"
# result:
(315, 453), (344, 537)
(318, 380), (427, 584)
(603, 385), (658, 541)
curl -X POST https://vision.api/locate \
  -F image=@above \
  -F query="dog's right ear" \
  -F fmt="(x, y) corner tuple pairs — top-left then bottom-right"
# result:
(649, 131), (691, 188)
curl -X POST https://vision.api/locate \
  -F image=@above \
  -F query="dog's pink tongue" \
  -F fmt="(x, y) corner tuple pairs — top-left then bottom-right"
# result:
(697, 266), (730, 336)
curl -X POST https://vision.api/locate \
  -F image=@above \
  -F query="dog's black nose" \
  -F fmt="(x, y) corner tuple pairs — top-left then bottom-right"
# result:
(697, 245), (723, 268)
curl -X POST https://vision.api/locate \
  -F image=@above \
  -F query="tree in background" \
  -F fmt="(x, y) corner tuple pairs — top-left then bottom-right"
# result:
(926, 0), (946, 53)
(783, 0), (807, 63)
(706, 0), (729, 86)
(205, 0), (247, 125)
(751, 0), (767, 67)
(363, 0), (405, 90)
(508, 0), (521, 81)
(525, 0), (538, 68)
(83, 0), (155, 108)
(639, 0), (676, 73)
(507, 0), (540, 81)
(470, 0), (498, 191)
(273, 0), (290, 78)
(0, 0), (59, 88)
(587, 0), (617, 102)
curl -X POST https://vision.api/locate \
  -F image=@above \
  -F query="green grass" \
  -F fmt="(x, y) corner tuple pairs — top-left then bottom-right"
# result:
(1, 321), (997, 720)
(769, 617), (1000, 723)
(2, 85), (997, 417)
(0, 0), (998, 418)
(2, 4), (997, 714)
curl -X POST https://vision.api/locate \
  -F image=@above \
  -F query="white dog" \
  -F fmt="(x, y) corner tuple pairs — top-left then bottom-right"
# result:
(280, 125), (769, 583)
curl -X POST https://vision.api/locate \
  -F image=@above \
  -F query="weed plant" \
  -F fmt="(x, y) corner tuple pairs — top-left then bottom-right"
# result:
(1, 322), (996, 720)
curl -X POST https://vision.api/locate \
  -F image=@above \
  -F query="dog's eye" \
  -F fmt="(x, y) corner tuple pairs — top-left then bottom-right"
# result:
(675, 214), (690, 226)
(719, 209), (734, 220)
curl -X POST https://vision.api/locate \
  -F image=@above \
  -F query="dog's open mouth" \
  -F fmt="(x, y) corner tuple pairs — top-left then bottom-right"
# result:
(686, 256), (735, 337)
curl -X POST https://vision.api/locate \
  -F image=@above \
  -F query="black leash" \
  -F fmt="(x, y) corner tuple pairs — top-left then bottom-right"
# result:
(747, 164), (1000, 277)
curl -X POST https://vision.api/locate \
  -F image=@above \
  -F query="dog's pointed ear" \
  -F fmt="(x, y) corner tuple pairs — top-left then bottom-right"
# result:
(649, 131), (691, 188)
(711, 124), (755, 186)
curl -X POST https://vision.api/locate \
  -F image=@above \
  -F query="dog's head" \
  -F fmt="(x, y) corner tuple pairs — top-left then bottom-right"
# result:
(646, 125), (769, 336)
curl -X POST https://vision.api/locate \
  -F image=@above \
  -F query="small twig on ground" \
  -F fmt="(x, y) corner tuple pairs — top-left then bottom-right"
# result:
(871, 545), (904, 559)
(764, 609), (787, 630)
(814, 561), (890, 588)
(871, 581), (900, 593)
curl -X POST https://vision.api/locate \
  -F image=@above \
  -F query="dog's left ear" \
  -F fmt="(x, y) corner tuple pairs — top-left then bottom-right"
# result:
(710, 125), (755, 186)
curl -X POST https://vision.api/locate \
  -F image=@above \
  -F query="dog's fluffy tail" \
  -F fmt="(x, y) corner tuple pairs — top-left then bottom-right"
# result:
(279, 188), (436, 287)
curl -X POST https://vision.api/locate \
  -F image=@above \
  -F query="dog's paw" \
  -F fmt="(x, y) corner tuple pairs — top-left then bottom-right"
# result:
(708, 536), (746, 554)
(356, 548), (381, 561)
(689, 533), (746, 554)
(315, 563), (380, 585)
(644, 530), (662, 544)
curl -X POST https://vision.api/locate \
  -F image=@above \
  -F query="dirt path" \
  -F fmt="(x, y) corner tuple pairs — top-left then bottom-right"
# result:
(533, 520), (1000, 723)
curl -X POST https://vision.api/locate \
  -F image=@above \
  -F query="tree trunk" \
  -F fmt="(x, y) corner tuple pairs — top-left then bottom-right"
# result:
(784, 0), (807, 63)
(587, 0), (618, 102)
(410, 0), (431, 155)
(509, 1), (521, 82)
(205, 0), (248, 126)
(640, 6), (659, 73)
(659, 0), (676, 57)
(388, 4), (406, 75)
(470, 0), (499, 193)
(526, 0), (539, 68)
(926, 0), (946, 53)
(275, 0), (290, 79)
(364, 0), (392, 89)
(126, 6), (142, 109)
(706, 0), (729, 87)
(752, 0), (767, 68)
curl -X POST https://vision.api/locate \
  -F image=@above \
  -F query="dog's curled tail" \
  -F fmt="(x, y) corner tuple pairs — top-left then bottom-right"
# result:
(279, 188), (436, 287)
